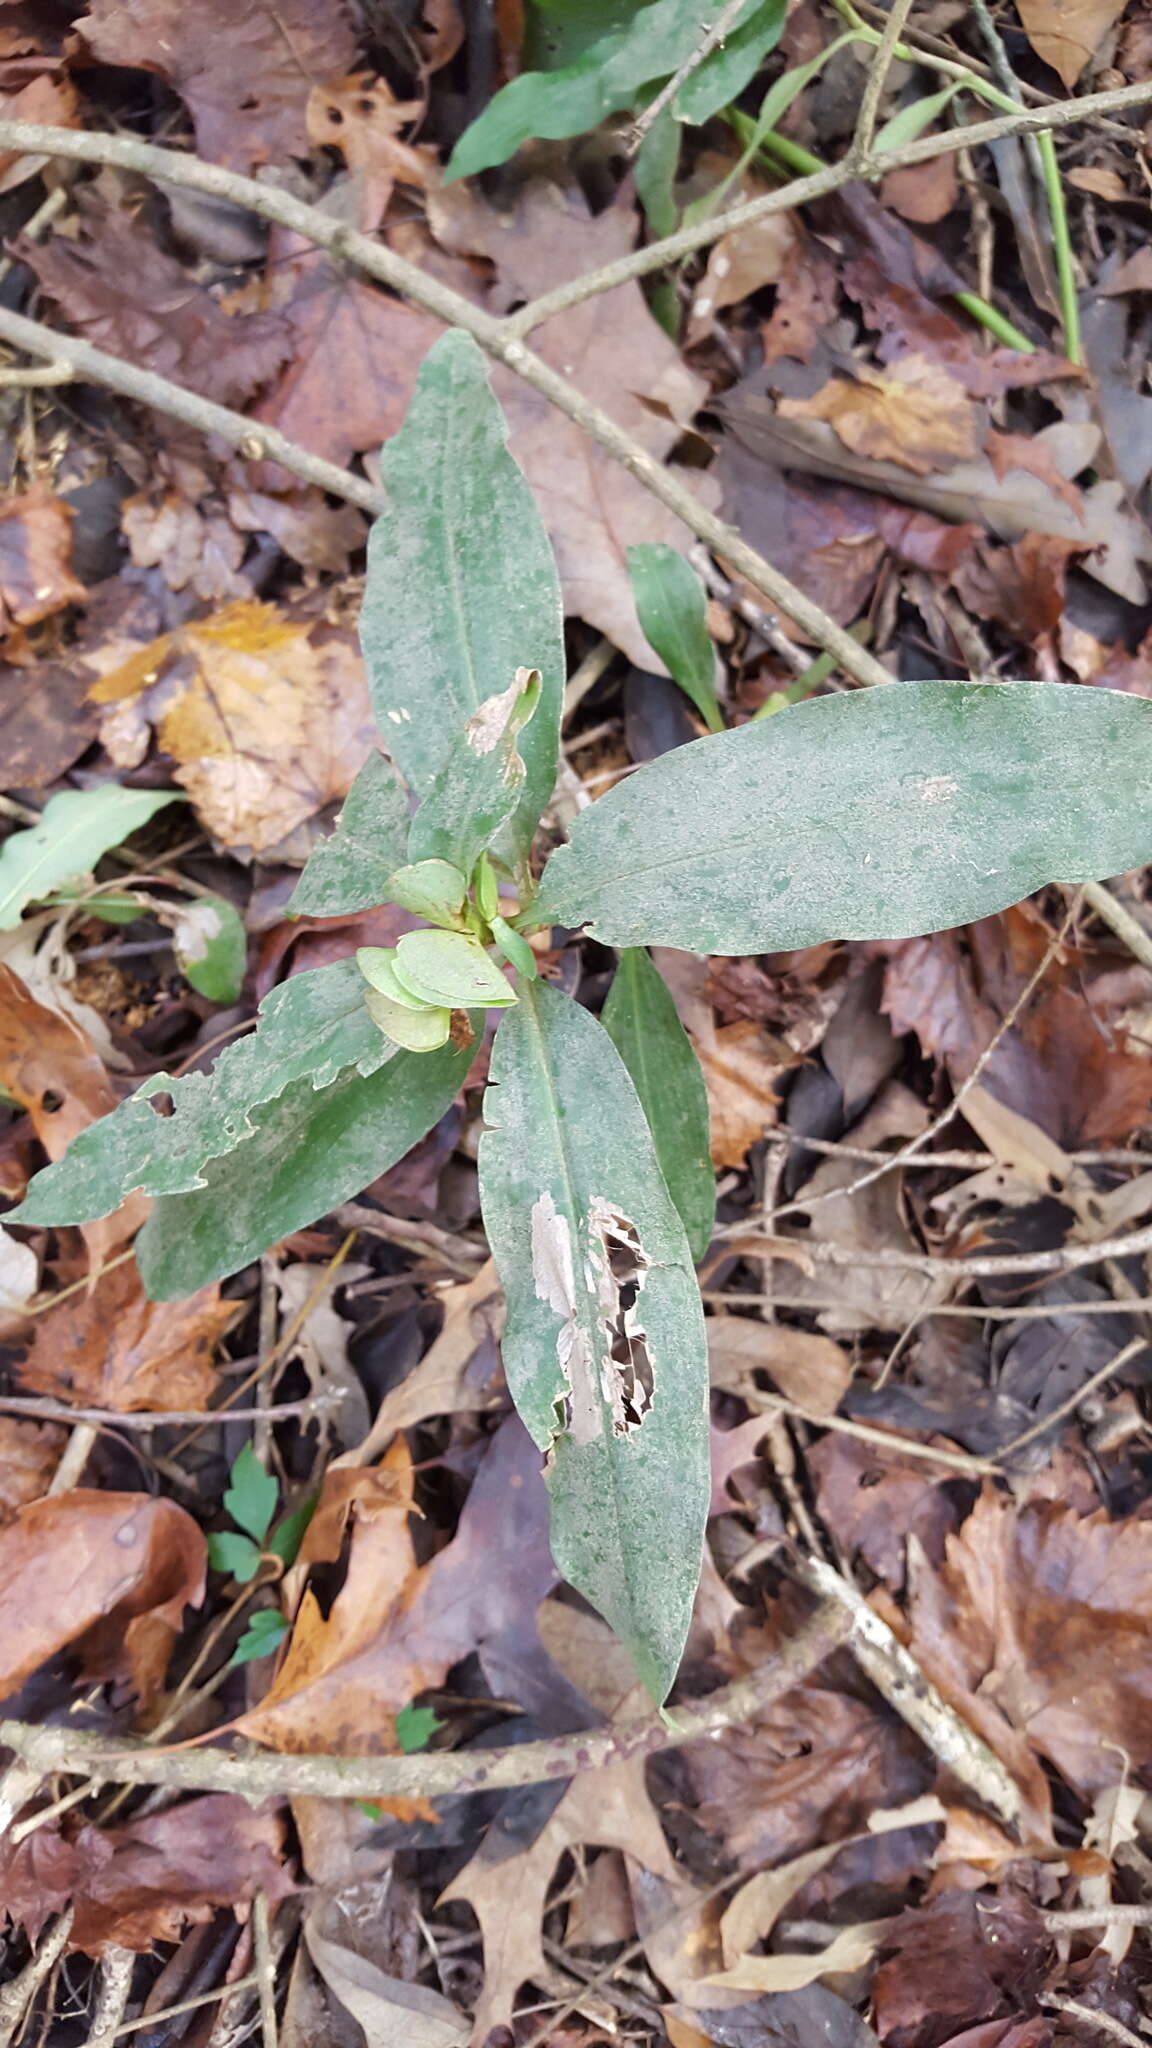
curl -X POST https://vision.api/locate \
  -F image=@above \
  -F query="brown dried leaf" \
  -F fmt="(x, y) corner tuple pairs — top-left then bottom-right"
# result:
(0, 487), (84, 630)
(1101, 245), (1152, 295)
(1015, 0), (1127, 86)
(0, 1796), (291, 1952)
(79, 0), (359, 171)
(428, 179), (714, 666)
(120, 491), (251, 604)
(25, 199), (292, 406)
(871, 1892), (1050, 2048)
(707, 1318), (852, 1415)
(808, 1433), (963, 1593)
(306, 73), (431, 231)
(879, 154), (959, 225)
(0, 1490), (205, 1706)
(19, 1260), (233, 1412)
(89, 598), (376, 853)
(0, 1418), (65, 1524)
(908, 1489), (1152, 1801)
(780, 357), (982, 477)
(760, 233), (840, 365)
(688, 207), (797, 344)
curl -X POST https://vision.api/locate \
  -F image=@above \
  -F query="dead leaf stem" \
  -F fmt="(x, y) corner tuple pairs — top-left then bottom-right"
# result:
(0, 1600), (852, 1804)
(851, 0), (917, 165)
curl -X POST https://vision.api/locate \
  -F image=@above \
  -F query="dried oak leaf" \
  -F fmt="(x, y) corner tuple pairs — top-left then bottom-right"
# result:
(0, 1795), (291, 1951)
(780, 357), (982, 477)
(306, 73), (431, 231)
(871, 1891), (1050, 2048)
(0, 1417), (65, 1524)
(78, 0), (358, 171)
(19, 1258), (233, 1412)
(249, 243), (443, 480)
(88, 598), (377, 854)
(24, 198), (291, 406)
(0, 1489), (205, 1706)
(1015, 0), (1127, 87)
(428, 178), (715, 667)
(908, 1488), (1152, 1801)
(0, 486), (84, 630)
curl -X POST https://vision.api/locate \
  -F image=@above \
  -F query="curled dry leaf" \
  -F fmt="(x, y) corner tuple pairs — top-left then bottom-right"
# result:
(19, 1260), (234, 1413)
(0, 1417), (66, 1524)
(0, 1795), (291, 1952)
(79, 0), (359, 171)
(0, 1490), (205, 1706)
(707, 1317), (852, 1416)
(688, 205), (797, 345)
(88, 598), (377, 853)
(808, 1433), (964, 1593)
(1014, 0), (1128, 88)
(780, 357), (982, 477)
(0, 487), (85, 632)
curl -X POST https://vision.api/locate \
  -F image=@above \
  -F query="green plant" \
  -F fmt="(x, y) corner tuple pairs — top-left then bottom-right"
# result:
(207, 1444), (315, 1663)
(16, 329), (1152, 1698)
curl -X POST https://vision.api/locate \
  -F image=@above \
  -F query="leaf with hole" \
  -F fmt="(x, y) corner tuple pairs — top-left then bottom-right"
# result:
(137, 1031), (476, 1298)
(360, 332), (563, 879)
(0, 786), (183, 930)
(629, 545), (722, 731)
(602, 948), (714, 1261)
(530, 681), (1152, 953)
(478, 978), (709, 1700)
(288, 751), (411, 919)
(13, 960), (393, 1227)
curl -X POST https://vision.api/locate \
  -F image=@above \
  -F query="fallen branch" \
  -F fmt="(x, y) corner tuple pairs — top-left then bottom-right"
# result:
(0, 1601), (851, 1808)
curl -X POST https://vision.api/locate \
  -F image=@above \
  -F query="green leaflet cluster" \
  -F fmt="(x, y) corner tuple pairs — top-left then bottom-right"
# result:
(18, 327), (1152, 1699)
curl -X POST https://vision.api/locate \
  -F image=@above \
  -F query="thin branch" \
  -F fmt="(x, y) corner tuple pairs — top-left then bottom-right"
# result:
(745, 1391), (1000, 1476)
(0, 360), (74, 388)
(728, 1217), (1152, 1280)
(852, 0), (917, 165)
(994, 1338), (1147, 1457)
(627, 0), (748, 152)
(0, 1394), (330, 1429)
(0, 304), (383, 512)
(1083, 878), (1152, 975)
(0, 1601), (851, 1804)
(706, 1288), (1152, 1321)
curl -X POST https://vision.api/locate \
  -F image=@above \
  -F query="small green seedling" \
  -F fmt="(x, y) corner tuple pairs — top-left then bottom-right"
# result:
(207, 1445), (314, 1664)
(19, 331), (1152, 1701)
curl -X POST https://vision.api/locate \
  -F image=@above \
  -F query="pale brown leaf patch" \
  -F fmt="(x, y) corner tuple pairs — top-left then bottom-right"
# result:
(0, 1417), (66, 1524)
(687, 205), (797, 345)
(0, 487), (85, 631)
(19, 1260), (234, 1412)
(306, 73), (432, 231)
(0, 1489), (205, 1706)
(1015, 0), (1127, 87)
(88, 598), (377, 853)
(880, 154), (959, 225)
(707, 1317), (852, 1415)
(781, 356), (982, 477)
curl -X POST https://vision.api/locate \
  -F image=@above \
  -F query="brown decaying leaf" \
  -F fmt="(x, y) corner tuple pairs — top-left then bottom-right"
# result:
(250, 242), (443, 480)
(25, 198), (292, 407)
(0, 656), (101, 788)
(0, 1417), (66, 1524)
(879, 153), (958, 226)
(760, 233), (840, 365)
(1015, 0), (1127, 87)
(882, 911), (1152, 1146)
(908, 1488), (1152, 1802)
(0, 1490), (205, 1707)
(0, 487), (85, 630)
(780, 356), (982, 477)
(0, 72), (78, 190)
(19, 1260), (233, 1412)
(88, 598), (377, 853)
(79, 0), (359, 171)
(687, 204), (797, 345)
(0, 963), (146, 1267)
(808, 1433), (963, 1593)
(428, 179), (716, 668)
(0, 1795), (291, 1952)
(707, 1317), (852, 1416)
(1101, 244), (1152, 295)
(306, 73), (431, 231)
(120, 491), (251, 605)
(441, 1745), (680, 2040)
(871, 1891), (1050, 2048)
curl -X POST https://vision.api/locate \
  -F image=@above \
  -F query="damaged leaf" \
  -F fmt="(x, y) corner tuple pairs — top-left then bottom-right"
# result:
(478, 977), (709, 1699)
(531, 681), (1152, 953)
(288, 752), (410, 919)
(406, 667), (543, 877)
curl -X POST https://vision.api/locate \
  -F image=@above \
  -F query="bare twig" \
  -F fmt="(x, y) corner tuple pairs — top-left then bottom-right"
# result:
(1040, 1997), (1150, 2048)
(1044, 1905), (1152, 1930)
(745, 1391), (1000, 1476)
(706, 1287), (1152, 1322)
(252, 1895), (279, 2048)
(84, 1949), (135, 2048)
(727, 1215), (1152, 1280)
(0, 359), (74, 388)
(0, 1393), (332, 1429)
(112, 1978), (259, 2041)
(0, 1910), (73, 2048)
(0, 1602), (851, 1804)
(994, 1338), (1147, 1457)
(1083, 879), (1152, 975)
(627, 0), (748, 152)
(853, 0), (917, 164)
(0, 304), (383, 512)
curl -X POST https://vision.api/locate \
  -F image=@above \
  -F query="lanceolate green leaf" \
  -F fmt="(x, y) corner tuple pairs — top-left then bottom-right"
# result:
(601, 949), (714, 1262)
(628, 545), (722, 732)
(531, 680), (1152, 953)
(138, 1032), (475, 1300)
(13, 961), (393, 1226)
(0, 786), (182, 930)
(445, 0), (782, 181)
(478, 980), (709, 1701)
(288, 753), (409, 918)
(360, 333), (563, 877)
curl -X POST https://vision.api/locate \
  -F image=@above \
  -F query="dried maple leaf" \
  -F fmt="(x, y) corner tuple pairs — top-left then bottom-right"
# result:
(0, 486), (84, 630)
(306, 73), (431, 231)
(0, 1796), (291, 1951)
(25, 198), (291, 406)
(1015, 0), (1127, 87)
(19, 1260), (234, 1412)
(0, 1489), (205, 1706)
(78, 0), (359, 171)
(780, 356), (982, 477)
(428, 178), (715, 667)
(88, 598), (377, 853)
(249, 245), (443, 480)
(120, 491), (251, 604)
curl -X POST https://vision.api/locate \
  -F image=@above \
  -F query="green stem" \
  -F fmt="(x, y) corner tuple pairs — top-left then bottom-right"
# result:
(729, 112), (1036, 354)
(1036, 128), (1082, 364)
